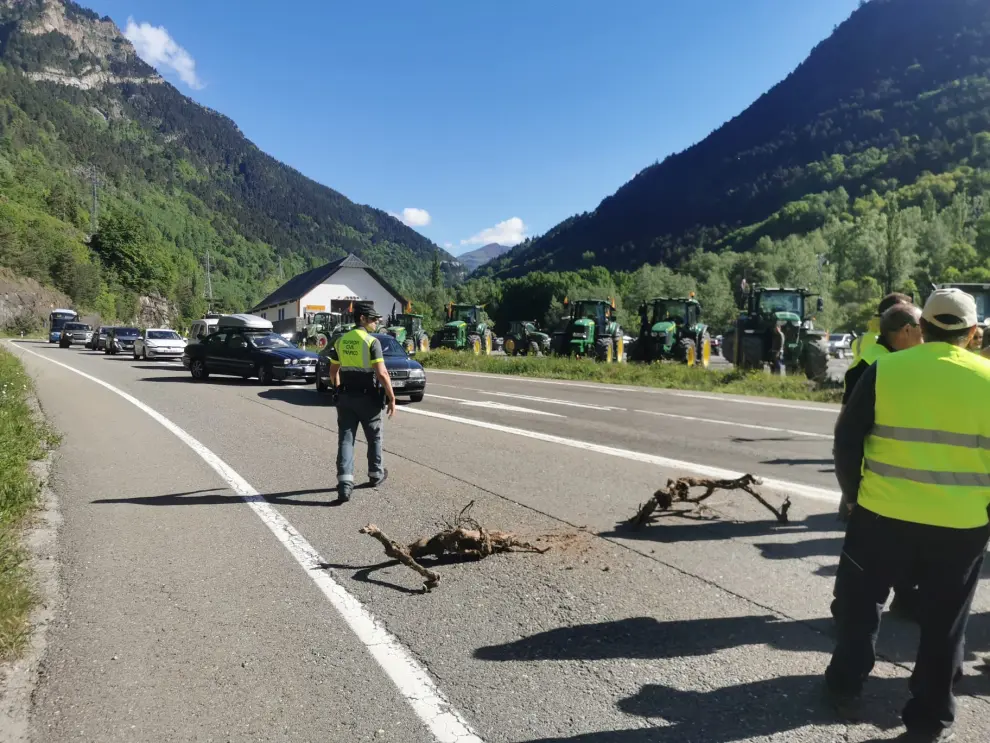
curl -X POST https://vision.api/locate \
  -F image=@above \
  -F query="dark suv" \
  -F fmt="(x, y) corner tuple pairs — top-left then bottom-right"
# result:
(105, 327), (140, 355)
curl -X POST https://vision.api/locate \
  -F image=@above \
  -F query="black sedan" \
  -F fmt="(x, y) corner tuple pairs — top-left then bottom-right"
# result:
(316, 333), (426, 403)
(183, 325), (319, 384)
(105, 327), (140, 355)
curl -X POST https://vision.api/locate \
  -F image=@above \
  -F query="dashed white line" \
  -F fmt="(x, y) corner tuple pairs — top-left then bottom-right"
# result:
(634, 409), (831, 439)
(402, 405), (840, 503)
(11, 342), (483, 743)
(430, 383), (626, 411)
(426, 369), (839, 413)
(428, 393), (564, 417)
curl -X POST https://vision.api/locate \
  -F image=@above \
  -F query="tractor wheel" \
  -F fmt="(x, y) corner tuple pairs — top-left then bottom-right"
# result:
(528, 340), (540, 356)
(741, 336), (765, 371)
(699, 332), (712, 369)
(504, 337), (517, 356)
(315, 332), (330, 351)
(419, 336), (429, 353)
(615, 335), (625, 362)
(468, 334), (482, 355)
(803, 337), (830, 383)
(483, 331), (493, 355)
(594, 337), (614, 363)
(404, 339), (415, 355)
(721, 330), (736, 362)
(679, 337), (697, 367)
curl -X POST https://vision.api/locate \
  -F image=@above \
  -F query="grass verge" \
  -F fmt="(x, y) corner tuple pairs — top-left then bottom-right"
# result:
(0, 347), (58, 660)
(417, 350), (843, 403)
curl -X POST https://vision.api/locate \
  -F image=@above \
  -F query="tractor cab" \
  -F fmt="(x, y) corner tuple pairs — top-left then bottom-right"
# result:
(935, 283), (990, 349)
(448, 304), (481, 325)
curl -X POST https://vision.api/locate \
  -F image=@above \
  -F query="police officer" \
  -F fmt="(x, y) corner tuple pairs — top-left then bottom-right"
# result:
(826, 288), (990, 741)
(328, 301), (396, 502)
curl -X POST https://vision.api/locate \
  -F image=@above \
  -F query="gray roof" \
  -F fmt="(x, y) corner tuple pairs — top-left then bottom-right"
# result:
(251, 253), (406, 312)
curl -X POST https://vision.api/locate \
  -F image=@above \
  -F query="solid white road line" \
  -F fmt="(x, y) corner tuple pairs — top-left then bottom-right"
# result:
(11, 342), (483, 743)
(430, 383), (626, 411)
(403, 406), (840, 504)
(426, 369), (839, 413)
(634, 409), (832, 439)
(428, 393), (565, 417)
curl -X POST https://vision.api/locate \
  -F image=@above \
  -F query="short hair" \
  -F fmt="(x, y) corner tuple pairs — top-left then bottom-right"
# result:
(878, 292), (913, 315)
(880, 303), (920, 338)
(920, 317), (973, 345)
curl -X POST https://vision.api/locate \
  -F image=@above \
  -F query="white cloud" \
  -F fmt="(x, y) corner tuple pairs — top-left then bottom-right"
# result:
(124, 17), (204, 90)
(460, 217), (528, 247)
(443, 242), (453, 249)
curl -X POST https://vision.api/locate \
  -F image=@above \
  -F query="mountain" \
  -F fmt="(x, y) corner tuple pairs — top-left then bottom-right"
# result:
(456, 242), (512, 272)
(482, 0), (990, 278)
(0, 0), (454, 324)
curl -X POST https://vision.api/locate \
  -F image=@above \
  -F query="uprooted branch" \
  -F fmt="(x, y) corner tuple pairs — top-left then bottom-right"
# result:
(629, 474), (791, 527)
(360, 502), (550, 592)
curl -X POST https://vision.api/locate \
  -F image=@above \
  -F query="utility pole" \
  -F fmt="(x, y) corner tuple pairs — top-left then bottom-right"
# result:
(89, 166), (99, 237)
(204, 250), (214, 310)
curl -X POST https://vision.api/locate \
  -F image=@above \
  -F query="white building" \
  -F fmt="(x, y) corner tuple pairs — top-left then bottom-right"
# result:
(251, 253), (407, 334)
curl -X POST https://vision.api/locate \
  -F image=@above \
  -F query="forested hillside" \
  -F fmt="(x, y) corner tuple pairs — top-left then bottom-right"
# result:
(0, 0), (450, 328)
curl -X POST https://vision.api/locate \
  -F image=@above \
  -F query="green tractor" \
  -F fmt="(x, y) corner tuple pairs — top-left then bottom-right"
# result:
(300, 311), (350, 351)
(934, 282), (990, 350)
(548, 298), (624, 362)
(503, 321), (551, 356)
(630, 295), (712, 368)
(721, 286), (829, 381)
(431, 303), (494, 355)
(385, 307), (431, 355)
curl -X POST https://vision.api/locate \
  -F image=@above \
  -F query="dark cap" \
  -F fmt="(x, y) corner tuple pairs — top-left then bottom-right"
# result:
(353, 300), (382, 320)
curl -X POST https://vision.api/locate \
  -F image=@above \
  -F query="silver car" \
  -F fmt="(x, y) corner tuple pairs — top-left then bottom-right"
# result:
(133, 328), (187, 360)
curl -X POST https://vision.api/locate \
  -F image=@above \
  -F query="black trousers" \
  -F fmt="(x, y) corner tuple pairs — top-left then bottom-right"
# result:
(825, 506), (989, 733)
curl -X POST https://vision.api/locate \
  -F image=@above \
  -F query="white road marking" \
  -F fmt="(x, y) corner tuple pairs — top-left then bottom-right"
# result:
(427, 369), (839, 413)
(428, 394), (564, 418)
(431, 383), (626, 411)
(634, 409), (831, 439)
(11, 342), (483, 743)
(403, 406), (840, 503)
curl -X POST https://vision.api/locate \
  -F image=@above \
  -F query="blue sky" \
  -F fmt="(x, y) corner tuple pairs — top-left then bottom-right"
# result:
(85, 0), (861, 256)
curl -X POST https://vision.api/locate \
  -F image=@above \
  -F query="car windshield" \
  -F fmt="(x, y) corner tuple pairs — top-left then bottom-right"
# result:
(829, 334), (846, 342)
(374, 334), (407, 357)
(247, 332), (291, 348)
(65, 323), (89, 331)
(116, 328), (140, 336)
(148, 330), (181, 340)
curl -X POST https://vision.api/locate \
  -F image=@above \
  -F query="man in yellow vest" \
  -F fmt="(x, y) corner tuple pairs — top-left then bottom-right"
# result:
(328, 301), (397, 502)
(848, 292), (914, 368)
(825, 288), (990, 740)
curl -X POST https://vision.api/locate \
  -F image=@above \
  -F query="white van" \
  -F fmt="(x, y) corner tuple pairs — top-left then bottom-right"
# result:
(188, 315), (221, 344)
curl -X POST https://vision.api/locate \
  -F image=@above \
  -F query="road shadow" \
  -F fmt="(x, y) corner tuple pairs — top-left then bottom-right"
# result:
(474, 615), (834, 662)
(92, 487), (339, 507)
(519, 675), (904, 742)
(753, 535), (843, 561)
(258, 388), (323, 407)
(602, 511), (843, 545)
(761, 457), (835, 466)
(137, 376), (251, 386)
(322, 552), (487, 596)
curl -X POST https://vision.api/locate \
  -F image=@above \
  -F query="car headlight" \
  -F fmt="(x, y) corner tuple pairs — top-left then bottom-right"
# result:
(283, 358), (293, 365)
(409, 368), (426, 379)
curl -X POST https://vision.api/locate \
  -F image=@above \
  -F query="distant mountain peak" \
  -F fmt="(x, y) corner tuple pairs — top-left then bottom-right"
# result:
(458, 242), (513, 272)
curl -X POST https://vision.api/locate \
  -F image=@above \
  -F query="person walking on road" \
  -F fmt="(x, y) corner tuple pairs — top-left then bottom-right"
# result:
(826, 288), (990, 741)
(328, 301), (397, 502)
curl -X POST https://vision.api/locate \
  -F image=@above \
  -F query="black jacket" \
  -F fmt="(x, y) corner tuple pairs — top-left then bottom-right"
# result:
(834, 363), (878, 506)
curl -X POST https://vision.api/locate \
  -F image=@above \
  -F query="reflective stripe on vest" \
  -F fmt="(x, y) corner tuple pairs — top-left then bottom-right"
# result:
(858, 343), (990, 528)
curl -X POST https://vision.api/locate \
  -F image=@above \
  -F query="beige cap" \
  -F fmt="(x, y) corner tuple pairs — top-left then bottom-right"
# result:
(921, 288), (978, 331)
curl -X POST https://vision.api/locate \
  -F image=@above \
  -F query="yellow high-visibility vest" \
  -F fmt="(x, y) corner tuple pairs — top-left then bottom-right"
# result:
(859, 343), (990, 528)
(850, 317), (881, 365)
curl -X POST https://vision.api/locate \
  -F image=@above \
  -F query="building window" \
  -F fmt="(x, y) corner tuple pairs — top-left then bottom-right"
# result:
(260, 312), (267, 319)
(278, 308), (285, 322)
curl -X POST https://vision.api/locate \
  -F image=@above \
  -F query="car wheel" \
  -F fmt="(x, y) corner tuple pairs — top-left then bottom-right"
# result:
(190, 359), (209, 380)
(409, 392), (424, 403)
(256, 363), (274, 385)
(142, 348), (148, 360)
(133, 351), (140, 360)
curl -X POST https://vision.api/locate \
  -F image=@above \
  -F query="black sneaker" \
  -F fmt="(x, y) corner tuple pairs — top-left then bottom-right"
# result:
(822, 680), (862, 721)
(335, 486), (352, 504)
(370, 469), (389, 488)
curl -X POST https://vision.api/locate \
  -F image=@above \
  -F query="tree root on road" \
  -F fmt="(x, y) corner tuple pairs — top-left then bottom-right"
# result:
(629, 474), (791, 527)
(360, 501), (549, 592)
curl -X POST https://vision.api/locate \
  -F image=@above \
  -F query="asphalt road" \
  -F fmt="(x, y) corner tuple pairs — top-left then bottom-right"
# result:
(8, 340), (990, 743)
